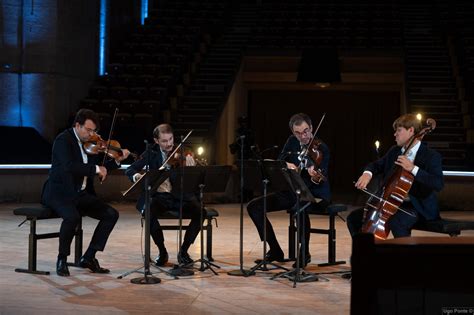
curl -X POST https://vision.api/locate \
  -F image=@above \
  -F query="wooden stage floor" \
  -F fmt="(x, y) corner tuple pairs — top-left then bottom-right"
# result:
(1, 203), (473, 314)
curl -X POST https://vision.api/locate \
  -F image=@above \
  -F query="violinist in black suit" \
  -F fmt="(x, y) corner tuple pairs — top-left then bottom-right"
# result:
(125, 124), (201, 266)
(348, 113), (444, 238)
(247, 113), (331, 268)
(42, 109), (130, 276)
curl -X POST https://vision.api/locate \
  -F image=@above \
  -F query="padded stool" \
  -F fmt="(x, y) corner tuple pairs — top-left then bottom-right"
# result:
(13, 205), (83, 275)
(413, 218), (474, 236)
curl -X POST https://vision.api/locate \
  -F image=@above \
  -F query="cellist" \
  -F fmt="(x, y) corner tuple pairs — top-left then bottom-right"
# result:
(347, 113), (444, 238)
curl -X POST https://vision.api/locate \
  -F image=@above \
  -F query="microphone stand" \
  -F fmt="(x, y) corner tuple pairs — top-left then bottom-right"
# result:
(228, 135), (254, 276)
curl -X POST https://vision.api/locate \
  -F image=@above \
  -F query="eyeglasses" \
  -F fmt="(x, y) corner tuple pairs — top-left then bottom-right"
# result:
(81, 125), (97, 134)
(293, 128), (312, 137)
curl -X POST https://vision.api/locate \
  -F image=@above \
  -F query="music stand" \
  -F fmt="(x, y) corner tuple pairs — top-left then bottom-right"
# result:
(162, 165), (207, 276)
(118, 167), (172, 284)
(193, 165), (232, 274)
(244, 160), (290, 274)
(271, 169), (329, 287)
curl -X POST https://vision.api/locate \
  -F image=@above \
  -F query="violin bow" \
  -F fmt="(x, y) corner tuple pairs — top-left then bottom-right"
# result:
(359, 186), (416, 218)
(298, 112), (326, 167)
(101, 108), (119, 166)
(307, 112), (326, 148)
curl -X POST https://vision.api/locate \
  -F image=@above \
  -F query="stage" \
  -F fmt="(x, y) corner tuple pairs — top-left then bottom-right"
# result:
(1, 202), (473, 314)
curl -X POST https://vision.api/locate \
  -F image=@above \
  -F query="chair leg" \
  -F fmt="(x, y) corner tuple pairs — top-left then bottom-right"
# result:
(288, 214), (296, 260)
(206, 218), (214, 262)
(15, 218), (50, 275)
(318, 214), (345, 267)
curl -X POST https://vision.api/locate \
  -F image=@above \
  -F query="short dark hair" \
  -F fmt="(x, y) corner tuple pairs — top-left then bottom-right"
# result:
(289, 113), (312, 131)
(153, 123), (173, 139)
(73, 108), (100, 130)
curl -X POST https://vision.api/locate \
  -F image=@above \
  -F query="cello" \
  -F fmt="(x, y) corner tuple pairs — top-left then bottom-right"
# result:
(360, 118), (436, 240)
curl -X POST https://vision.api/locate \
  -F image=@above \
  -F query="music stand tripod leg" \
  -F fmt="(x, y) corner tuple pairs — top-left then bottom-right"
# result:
(193, 184), (220, 275)
(271, 192), (320, 286)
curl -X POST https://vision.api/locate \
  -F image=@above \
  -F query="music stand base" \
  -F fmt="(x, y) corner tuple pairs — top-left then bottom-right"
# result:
(169, 265), (195, 277)
(130, 276), (161, 284)
(272, 268), (328, 286)
(249, 260), (289, 274)
(228, 269), (255, 277)
(150, 262), (179, 279)
(341, 272), (352, 279)
(284, 271), (319, 283)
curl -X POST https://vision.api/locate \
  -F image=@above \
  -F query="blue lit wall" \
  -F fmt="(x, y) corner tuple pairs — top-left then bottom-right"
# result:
(141, 0), (149, 25)
(0, 0), (99, 140)
(99, 0), (108, 75)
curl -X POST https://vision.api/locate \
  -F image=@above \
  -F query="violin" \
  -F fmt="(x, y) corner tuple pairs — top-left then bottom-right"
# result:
(166, 146), (195, 168)
(83, 134), (137, 160)
(360, 118), (437, 239)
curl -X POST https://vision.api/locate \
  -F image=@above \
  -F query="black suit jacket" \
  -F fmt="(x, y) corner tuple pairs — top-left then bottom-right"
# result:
(41, 128), (120, 206)
(125, 144), (199, 211)
(125, 144), (166, 211)
(365, 142), (444, 220)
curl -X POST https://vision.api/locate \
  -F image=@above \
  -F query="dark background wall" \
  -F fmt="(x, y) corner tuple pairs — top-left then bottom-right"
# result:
(248, 89), (400, 193)
(0, 0), (99, 141)
(0, 0), (140, 142)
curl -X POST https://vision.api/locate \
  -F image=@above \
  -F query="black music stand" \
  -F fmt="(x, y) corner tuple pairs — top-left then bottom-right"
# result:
(118, 167), (173, 284)
(244, 160), (291, 274)
(194, 165), (231, 274)
(164, 165), (205, 276)
(270, 169), (329, 287)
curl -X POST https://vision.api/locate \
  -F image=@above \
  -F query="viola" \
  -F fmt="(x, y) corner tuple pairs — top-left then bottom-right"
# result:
(298, 138), (327, 184)
(360, 118), (436, 239)
(297, 113), (327, 184)
(83, 134), (137, 160)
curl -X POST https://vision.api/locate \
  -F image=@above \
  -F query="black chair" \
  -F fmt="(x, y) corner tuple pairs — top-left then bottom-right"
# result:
(156, 208), (219, 261)
(288, 203), (347, 266)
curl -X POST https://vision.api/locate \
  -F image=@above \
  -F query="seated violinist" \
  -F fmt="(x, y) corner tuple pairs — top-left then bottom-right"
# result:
(41, 109), (130, 276)
(125, 123), (200, 266)
(347, 113), (444, 238)
(247, 113), (331, 268)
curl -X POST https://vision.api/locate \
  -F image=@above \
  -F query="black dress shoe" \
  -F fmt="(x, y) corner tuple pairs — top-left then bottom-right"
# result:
(154, 251), (169, 266)
(56, 258), (70, 277)
(254, 249), (285, 264)
(79, 257), (110, 274)
(292, 254), (311, 268)
(177, 251), (193, 265)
